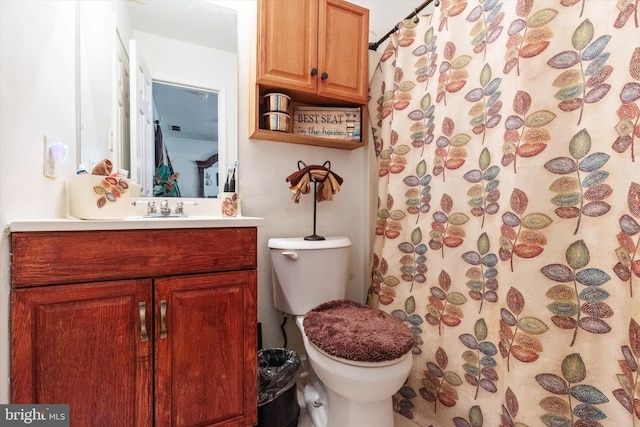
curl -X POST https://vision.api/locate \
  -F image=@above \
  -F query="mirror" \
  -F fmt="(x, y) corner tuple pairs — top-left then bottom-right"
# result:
(79, 0), (238, 198)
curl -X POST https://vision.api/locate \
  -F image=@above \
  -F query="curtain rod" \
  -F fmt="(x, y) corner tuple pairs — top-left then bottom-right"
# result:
(368, 0), (440, 51)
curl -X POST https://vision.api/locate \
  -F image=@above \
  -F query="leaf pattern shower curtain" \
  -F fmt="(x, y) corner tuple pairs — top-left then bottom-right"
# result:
(367, 1), (640, 425)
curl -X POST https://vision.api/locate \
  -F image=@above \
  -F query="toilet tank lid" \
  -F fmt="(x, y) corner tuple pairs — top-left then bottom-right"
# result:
(268, 236), (351, 250)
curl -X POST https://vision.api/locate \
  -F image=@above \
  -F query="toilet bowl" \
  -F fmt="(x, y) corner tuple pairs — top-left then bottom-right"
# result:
(297, 316), (413, 427)
(268, 237), (414, 427)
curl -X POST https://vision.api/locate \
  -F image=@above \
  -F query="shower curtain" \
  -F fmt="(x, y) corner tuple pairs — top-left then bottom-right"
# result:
(368, 1), (640, 425)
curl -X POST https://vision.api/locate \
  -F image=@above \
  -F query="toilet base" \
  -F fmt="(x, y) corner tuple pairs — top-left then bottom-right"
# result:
(304, 377), (395, 427)
(326, 388), (394, 427)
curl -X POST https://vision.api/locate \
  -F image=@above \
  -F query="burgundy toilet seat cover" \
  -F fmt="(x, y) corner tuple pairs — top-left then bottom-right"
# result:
(302, 300), (414, 363)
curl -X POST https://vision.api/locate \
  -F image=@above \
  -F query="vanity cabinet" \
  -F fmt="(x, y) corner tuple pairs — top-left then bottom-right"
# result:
(10, 227), (258, 427)
(250, 0), (369, 149)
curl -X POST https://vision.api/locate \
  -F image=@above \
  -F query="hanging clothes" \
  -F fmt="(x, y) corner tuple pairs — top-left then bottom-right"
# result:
(153, 120), (181, 197)
(154, 120), (163, 168)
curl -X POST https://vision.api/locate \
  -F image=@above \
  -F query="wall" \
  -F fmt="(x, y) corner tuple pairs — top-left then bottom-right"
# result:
(223, 0), (376, 356)
(0, 1), (78, 402)
(0, 0), (377, 401)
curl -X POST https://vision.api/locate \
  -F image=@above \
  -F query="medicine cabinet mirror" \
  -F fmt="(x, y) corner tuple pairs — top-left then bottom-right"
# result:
(79, 0), (238, 198)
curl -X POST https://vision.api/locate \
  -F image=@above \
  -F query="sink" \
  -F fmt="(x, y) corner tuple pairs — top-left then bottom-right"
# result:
(124, 215), (230, 221)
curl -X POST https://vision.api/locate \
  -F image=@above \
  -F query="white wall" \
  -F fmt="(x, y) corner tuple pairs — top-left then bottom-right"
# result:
(0, 0), (378, 401)
(0, 1), (78, 402)
(223, 0), (375, 355)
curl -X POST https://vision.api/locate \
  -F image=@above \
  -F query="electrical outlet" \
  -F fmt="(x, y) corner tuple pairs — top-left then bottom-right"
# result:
(43, 135), (56, 178)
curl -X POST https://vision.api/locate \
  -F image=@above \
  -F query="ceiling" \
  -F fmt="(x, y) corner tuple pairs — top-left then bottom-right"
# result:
(131, 0), (433, 144)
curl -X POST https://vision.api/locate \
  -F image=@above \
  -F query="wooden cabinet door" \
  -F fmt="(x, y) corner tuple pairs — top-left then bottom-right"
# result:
(154, 271), (257, 427)
(318, 0), (369, 103)
(257, 0), (368, 104)
(11, 279), (153, 427)
(257, 0), (318, 94)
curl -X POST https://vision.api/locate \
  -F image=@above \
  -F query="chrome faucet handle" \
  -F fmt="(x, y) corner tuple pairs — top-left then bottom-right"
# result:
(148, 201), (157, 215)
(175, 201), (184, 215)
(160, 199), (171, 215)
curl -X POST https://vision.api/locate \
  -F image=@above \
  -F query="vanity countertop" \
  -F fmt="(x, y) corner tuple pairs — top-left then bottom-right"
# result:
(9, 216), (265, 232)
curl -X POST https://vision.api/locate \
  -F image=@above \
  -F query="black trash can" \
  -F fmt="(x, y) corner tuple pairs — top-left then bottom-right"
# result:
(257, 348), (301, 427)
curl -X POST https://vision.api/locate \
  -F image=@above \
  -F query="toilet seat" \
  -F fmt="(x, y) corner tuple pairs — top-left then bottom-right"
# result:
(308, 339), (412, 367)
(302, 300), (414, 364)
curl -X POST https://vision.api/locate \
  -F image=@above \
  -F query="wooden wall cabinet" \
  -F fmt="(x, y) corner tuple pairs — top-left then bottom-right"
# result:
(10, 228), (258, 427)
(250, 0), (369, 149)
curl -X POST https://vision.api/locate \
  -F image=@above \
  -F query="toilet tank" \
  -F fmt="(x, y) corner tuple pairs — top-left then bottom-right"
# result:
(269, 236), (351, 315)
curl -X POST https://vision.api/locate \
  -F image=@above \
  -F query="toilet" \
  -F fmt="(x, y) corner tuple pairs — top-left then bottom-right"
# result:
(268, 236), (414, 427)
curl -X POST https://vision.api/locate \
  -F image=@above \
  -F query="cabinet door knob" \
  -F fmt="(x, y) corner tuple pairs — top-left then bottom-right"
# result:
(160, 300), (168, 339)
(321, 72), (328, 80)
(310, 68), (318, 76)
(139, 302), (149, 342)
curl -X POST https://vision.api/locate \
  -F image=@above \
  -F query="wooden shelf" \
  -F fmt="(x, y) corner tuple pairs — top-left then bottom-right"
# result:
(249, 128), (364, 150)
(249, 84), (368, 150)
(251, 0), (369, 150)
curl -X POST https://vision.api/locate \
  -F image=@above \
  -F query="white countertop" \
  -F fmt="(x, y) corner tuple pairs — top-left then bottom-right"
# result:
(9, 216), (265, 232)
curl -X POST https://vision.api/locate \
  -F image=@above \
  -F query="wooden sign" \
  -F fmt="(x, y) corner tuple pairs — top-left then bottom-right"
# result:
(292, 106), (362, 141)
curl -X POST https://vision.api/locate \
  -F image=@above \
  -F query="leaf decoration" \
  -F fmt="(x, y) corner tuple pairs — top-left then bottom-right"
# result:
(500, 387), (529, 427)
(414, 26), (438, 87)
(465, 148), (501, 227)
(612, 48), (640, 162)
(537, 353), (608, 425)
(378, 129), (413, 176)
(614, 319), (640, 421)
(500, 188), (552, 271)
(437, 41), (471, 105)
(462, 232), (499, 313)
(499, 287), (548, 371)
(426, 270), (466, 335)
(542, 240), (612, 346)
(430, 194), (469, 257)
(433, 117), (470, 180)
(502, 90), (556, 172)
(614, 3), (638, 29)
(547, 19), (612, 125)
(398, 227), (429, 292)
(460, 319), (498, 399)
(453, 405), (483, 427)
(392, 296), (425, 356)
(371, 197), (403, 307)
(466, 0), (504, 61)
(375, 193), (405, 241)
(420, 346), (462, 411)
(394, 384), (418, 419)
(408, 93), (436, 155)
(614, 182), (640, 297)
(465, 63), (503, 142)
(504, 5), (557, 75)
(438, 0), (469, 32)
(547, 129), (611, 234)
(404, 159), (433, 225)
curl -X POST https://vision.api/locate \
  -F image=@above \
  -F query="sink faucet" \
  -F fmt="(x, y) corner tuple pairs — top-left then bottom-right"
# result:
(132, 199), (197, 217)
(160, 199), (171, 215)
